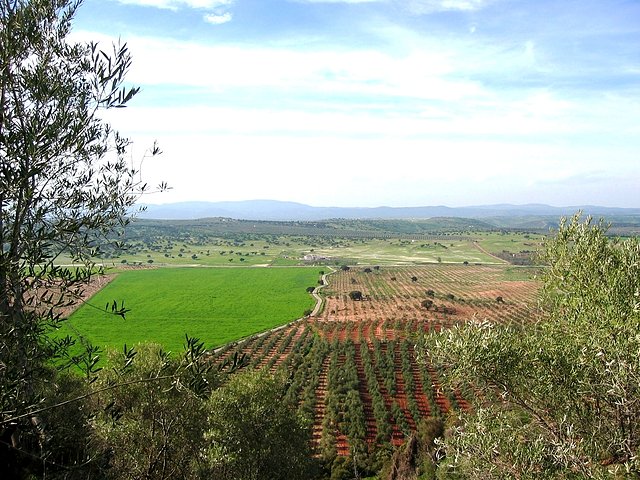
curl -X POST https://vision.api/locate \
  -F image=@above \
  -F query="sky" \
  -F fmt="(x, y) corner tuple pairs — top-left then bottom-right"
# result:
(72, 0), (640, 208)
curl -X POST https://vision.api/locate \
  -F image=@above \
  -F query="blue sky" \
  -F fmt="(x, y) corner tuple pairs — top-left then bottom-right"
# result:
(72, 0), (640, 207)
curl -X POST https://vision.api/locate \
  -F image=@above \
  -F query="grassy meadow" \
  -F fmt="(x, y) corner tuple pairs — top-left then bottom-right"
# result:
(310, 237), (499, 265)
(90, 235), (507, 267)
(63, 267), (320, 354)
(473, 231), (545, 255)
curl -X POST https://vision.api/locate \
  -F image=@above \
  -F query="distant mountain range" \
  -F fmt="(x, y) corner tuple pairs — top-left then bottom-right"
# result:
(136, 200), (640, 222)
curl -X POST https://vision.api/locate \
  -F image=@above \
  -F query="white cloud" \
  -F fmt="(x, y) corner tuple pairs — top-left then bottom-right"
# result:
(204, 12), (232, 24)
(292, 0), (382, 3)
(116, 0), (233, 10)
(74, 28), (639, 142)
(122, 120), (639, 208)
(114, 1), (236, 25)
(404, 0), (498, 13)
(73, 12), (640, 208)
(292, 0), (496, 9)
(85, 32), (479, 102)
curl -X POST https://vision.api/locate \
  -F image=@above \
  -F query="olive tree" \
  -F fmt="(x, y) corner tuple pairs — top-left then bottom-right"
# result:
(0, 0), (163, 470)
(91, 343), (214, 480)
(202, 370), (316, 480)
(426, 214), (640, 478)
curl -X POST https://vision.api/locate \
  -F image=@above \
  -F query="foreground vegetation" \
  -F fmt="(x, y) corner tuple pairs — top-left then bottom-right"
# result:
(426, 215), (640, 478)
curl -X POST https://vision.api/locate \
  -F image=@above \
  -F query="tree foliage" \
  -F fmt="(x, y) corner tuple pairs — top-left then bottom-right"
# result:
(349, 290), (363, 301)
(425, 214), (640, 478)
(0, 0), (164, 472)
(203, 370), (315, 480)
(91, 343), (215, 480)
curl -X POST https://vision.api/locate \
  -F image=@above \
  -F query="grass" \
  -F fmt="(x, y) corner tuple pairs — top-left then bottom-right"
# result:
(57, 232), (545, 271)
(62, 267), (320, 354)
(500, 265), (543, 281)
(311, 238), (499, 265)
(473, 231), (545, 255)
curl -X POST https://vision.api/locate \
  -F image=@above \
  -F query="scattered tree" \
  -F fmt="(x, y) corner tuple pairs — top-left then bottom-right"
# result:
(421, 299), (434, 310)
(349, 291), (363, 301)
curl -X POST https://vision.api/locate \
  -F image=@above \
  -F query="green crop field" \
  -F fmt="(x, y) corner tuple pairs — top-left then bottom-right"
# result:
(63, 267), (320, 354)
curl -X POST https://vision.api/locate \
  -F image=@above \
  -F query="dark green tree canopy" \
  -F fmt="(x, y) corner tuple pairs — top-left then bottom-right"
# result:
(203, 371), (315, 480)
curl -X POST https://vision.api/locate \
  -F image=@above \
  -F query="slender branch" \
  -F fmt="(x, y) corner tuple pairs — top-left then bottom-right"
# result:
(2, 374), (176, 424)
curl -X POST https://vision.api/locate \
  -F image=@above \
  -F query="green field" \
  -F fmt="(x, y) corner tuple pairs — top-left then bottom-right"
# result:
(311, 238), (500, 265)
(473, 231), (545, 255)
(64, 267), (320, 354)
(91, 236), (504, 267)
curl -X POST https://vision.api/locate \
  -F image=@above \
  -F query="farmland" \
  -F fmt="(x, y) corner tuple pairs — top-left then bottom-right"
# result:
(88, 235), (503, 267)
(209, 263), (540, 462)
(64, 267), (320, 353)
(60, 223), (542, 472)
(74, 217), (547, 267)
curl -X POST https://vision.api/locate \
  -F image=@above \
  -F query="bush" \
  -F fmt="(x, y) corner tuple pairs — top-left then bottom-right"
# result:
(426, 214), (640, 477)
(349, 291), (363, 301)
(421, 299), (434, 310)
(203, 371), (315, 479)
(92, 344), (211, 479)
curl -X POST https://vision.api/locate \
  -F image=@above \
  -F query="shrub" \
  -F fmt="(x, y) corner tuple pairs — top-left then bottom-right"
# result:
(349, 291), (363, 301)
